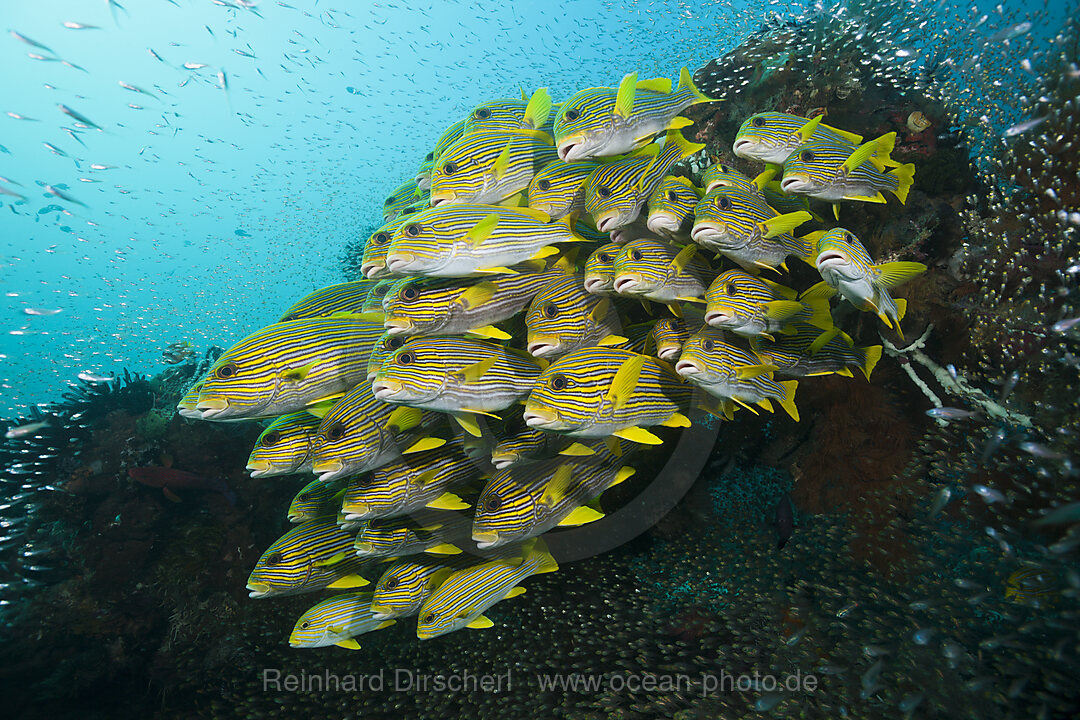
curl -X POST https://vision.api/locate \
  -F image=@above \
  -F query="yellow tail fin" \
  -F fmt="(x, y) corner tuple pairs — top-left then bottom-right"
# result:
(861, 345), (882, 381)
(802, 297), (835, 331)
(526, 537), (559, 575)
(677, 66), (711, 103)
(891, 163), (916, 203)
(777, 380), (800, 422)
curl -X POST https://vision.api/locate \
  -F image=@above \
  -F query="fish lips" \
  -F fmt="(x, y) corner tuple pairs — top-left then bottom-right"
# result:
(704, 307), (735, 327)
(371, 379), (403, 401)
(360, 260), (387, 279)
(311, 459), (346, 483)
(655, 344), (681, 361)
(613, 273), (647, 295)
(428, 193), (454, 206)
(690, 222), (728, 246)
(247, 581), (273, 599)
(489, 453), (517, 470)
(523, 407), (559, 430)
(647, 212), (682, 235)
(779, 174), (812, 194)
(385, 252), (417, 274)
(526, 334), (561, 357)
(383, 318), (413, 335)
(815, 250), (851, 275)
(674, 358), (704, 378)
(556, 135), (588, 162)
(731, 137), (755, 157)
(246, 460), (272, 478)
(583, 275), (612, 295)
(471, 530), (501, 549)
(195, 397), (230, 420)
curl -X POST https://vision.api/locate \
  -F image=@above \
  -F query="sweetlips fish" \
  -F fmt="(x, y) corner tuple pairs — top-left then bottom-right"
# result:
(339, 436), (480, 520)
(490, 423), (578, 470)
(464, 87), (554, 135)
(176, 379), (204, 419)
(800, 227), (926, 337)
(606, 216), (661, 245)
(646, 314), (705, 361)
(309, 381), (443, 482)
(527, 158), (603, 218)
(780, 126), (915, 217)
(690, 186), (815, 272)
(584, 130), (705, 232)
(431, 117), (468, 164)
(289, 591), (396, 650)
(699, 162), (821, 222)
(472, 440), (635, 549)
(704, 269), (833, 340)
(360, 218), (408, 280)
(416, 537), (558, 638)
(525, 273), (626, 358)
(370, 554), (491, 620)
(645, 175), (702, 238)
(246, 410), (323, 478)
(750, 324), (882, 380)
(353, 510), (473, 558)
(612, 238), (712, 308)
(365, 330), (407, 380)
(372, 336), (547, 436)
(415, 149), (436, 190)
(383, 178), (425, 221)
(288, 477), (348, 523)
(583, 242), (621, 294)
(675, 328), (800, 421)
(246, 515), (372, 598)
(554, 67), (710, 161)
(385, 204), (585, 277)
(429, 128), (558, 206)
(278, 280), (376, 322)
(382, 267), (571, 340)
(732, 111), (871, 165)
(524, 347), (692, 445)
(361, 279), (397, 315)
(195, 317), (384, 421)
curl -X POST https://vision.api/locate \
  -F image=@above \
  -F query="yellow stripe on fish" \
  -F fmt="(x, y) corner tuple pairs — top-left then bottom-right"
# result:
(354, 510), (473, 559)
(732, 111), (868, 165)
(177, 379), (205, 419)
(527, 158), (604, 219)
(247, 410), (324, 478)
(289, 591), (397, 649)
(246, 515), (372, 599)
(366, 330), (407, 381)
(370, 554), (490, 620)
(415, 149), (436, 191)
(288, 476), (348, 523)
(750, 324), (882, 380)
(361, 218), (408, 280)
(704, 269), (833, 340)
(465, 88), (555, 136)
(675, 327), (799, 421)
(524, 347), (692, 444)
(525, 273), (625, 358)
(278, 280), (376, 322)
(361, 279), (397, 316)
(383, 178), (426, 222)
(432, 117), (468, 164)
(429, 129), (558, 206)
(645, 175), (702, 238)
(195, 317), (384, 421)
(490, 423), (577, 470)
(612, 237), (713, 306)
(691, 187), (815, 272)
(583, 242), (621, 295)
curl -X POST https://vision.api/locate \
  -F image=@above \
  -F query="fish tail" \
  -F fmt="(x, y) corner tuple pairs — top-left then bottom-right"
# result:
(526, 536), (559, 575)
(777, 380), (800, 422)
(860, 345), (883, 381)
(785, 233), (819, 266)
(802, 297), (835, 331)
(891, 163), (916, 203)
(677, 66), (712, 104)
(663, 128), (706, 162)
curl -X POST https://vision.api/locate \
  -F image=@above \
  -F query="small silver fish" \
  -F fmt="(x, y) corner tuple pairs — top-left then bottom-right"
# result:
(1019, 442), (1066, 460)
(1004, 117), (1046, 137)
(1053, 317), (1080, 333)
(5, 421), (49, 439)
(183, 62), (209, 70)
(973, 483), (1006, 503)
(926, 407), (975, 421)
(58, 104), (103, 131)
(23, 307), (62, 316)
(77, 371), (113, 383)
(929, 487), (951, 518)
(45, 185), (87, 207)
(63, 21), (100, 30)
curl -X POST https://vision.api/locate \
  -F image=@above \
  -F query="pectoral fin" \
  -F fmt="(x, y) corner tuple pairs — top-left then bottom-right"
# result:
(612, 426), (663, 445)
(558, 505), (605, 526)
(466, 214), (500, 246)
(614, 72), (638, 119)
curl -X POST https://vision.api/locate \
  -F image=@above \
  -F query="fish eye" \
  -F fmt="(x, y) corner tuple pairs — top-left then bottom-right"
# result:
(598, 252), (613, 264)
(423, 613), (436, 624)
(326, 422), (346, 441)
(266, 552), (283, 565)
(703, 338), (716, 352)
(397, 351), (415, 365)
(630, 249), (643, 261)
(424, 152), (434, 161)
(550, 374), (568, 391)
(801, 150), (815, 162)
(844, 232), (854, 243)
(443, 161), (458, 176)
(386, 336), (404, 349)
(402, 206), (417, 214)
(400, 286), (419, 301)
(537, 178), (551, 191)
(405, 224), (421, 237)
(485, 494), (502, 512)
(216, 363), (238, 379)
(385, 577), (398, 590)
(298, 492), (311, 501)
(261, 431), (281, 447)
(597, 185), (611, 199)
(564, 109), (580, 121)
(720, 164), (729, 173)
(726, 282), (737, 296)
(718, 196), (732, 210)
(752, 116), (765, 128)
(374, 232), (390, 244)
(543, 303), (558, 319)
(475, 108), (491, 119)
(666, 190), (678, 202)
(282, 314), (296, 322)
(300, 621), (310, 629)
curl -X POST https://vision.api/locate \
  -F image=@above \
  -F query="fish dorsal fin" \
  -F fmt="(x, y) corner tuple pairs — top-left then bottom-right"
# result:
(558, 505), (605, 526)
(841, 138), (881, 174)
(596, 334), (628, 347)
(467, 324), (512, 340)
(313, 551), (347, 567)
(760, 211), (812, 238)
(522, 87), (552, 130)
(614, 72), (638, 119)
(466, 615), (494, 629)
(807, 326), (841, 355)
(413, 468), (439, 487)
(514, 206), (551, 223)
(763, 300), (805, 321)
(824, 123), (862, 144)
(305, 400), (337, 419)
(427, 567), (455, 590)
(588, 297), (612, 323)
(752, 167), (777, 190)
(669, 243), (698, 274)
(466, 214), (500, 246)
(458, 281), (497, 310)
(761, 278), (798, 299)
(458, 356), (499, 383)
(795, 115), (823, 142)
(606, 353), (646, 410)
(735, 363), (779, 380)
(874, 261), (927, 288)
(540, 464), (574, 506)
(636, 77), (671, 93)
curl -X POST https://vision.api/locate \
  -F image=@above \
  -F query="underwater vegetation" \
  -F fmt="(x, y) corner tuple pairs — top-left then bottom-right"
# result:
(1, 2), (1079, 720)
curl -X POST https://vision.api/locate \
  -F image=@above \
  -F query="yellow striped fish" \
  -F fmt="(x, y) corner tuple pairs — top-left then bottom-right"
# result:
(645, 175), (702, 238)
(704, 269), (833, 340)
(612, 238), (712, 306)
(554, 67), (709, 161)
(525, 273), (625, 358)
(246, 411), (323, 478)
(309, 381), (439, 482)
(429, 128), (558, 206)
(675, 328), (799, 421)
(751, 324), (882, 380)
(288, 477), (347, 523)
(366, 331), (407, 381)
(490, 424), (576, 470)
(464, 88), (554, 135)
(800, 227), (926, 337)
(246, 515), (372, 598)
(415, 149), (436, 191)
(383, 269), (568, 339)
(523, 347), (692, 445)
(370, 554), (487, 620)
(176, 379), (204, 419)
(527, 158), (603, 219)
(354, 510), (472, 559)
(360, 218), (408, 280)
(583, 242), (621, 295)
(383, 178), (425, 222)
(700, 162), (817, 219)
(473, 441), (634, 549)
(195, 317), (384, 421)
(278, 281), (376, 322)
(584, 130), (704, 232)
(646, 314), (705, 361)
(432, 117), (468, 163)
(372, 337), (546, 436)
(732, 111), (868, 165)
(690, 187), (815, 272)
(361, 279), (397, 316)
(416, 537), (558, 638)
(289, 591), (397, 649)
(385, 204), (584, 277)
(339, 437), (479, 520)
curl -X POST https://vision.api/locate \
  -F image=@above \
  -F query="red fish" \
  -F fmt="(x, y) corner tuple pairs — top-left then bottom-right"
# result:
(128, 466), (236, 505)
